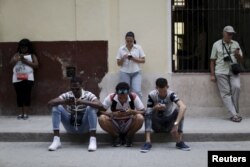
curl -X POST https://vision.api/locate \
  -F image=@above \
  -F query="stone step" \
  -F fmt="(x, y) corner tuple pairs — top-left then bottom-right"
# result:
(0, 116), (249, 142)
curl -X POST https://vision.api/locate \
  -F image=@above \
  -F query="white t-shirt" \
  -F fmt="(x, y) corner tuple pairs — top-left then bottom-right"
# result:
(12, 54), (34, 83)
(59, 89), (97, 113)
(116, 44), (145, 73)
(102, 92), (144, 112)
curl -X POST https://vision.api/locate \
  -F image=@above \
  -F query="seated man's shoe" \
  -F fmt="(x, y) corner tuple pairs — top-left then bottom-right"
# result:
(140, 142), (152, 153)
(176, 141), (191, 151)
(125, 136), (133, 147)
(88, 137), (97, 151)
(23, 114), (29, 120)
(48, 136), (61, 151)
(17, 114), (23, 120)
(119, 133), (126, 145)
(112, 136), (121, 147)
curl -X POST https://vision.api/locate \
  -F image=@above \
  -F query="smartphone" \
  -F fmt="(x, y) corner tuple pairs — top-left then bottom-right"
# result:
(69, 97), (75, 102)
(160, 103), (165, 107)
(128, 54), (133, 59)
(119, 109), (126, 112)
(19, 54), (24, 60)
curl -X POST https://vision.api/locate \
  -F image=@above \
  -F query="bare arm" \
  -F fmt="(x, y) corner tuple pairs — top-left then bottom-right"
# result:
(210, 59), (216, 82)
(175, 100), (187, 124)
(234, 49), (243, 64)
(117, 55), (145, 66)
(117, 53), (129, 66)
(47, 97), (66, 108)
(130, 56), (145, 64)
(10, 53), (20, 66)
(170, 100), (186, 136)
(76, 99), (104, 110)
(21, 54), (39, 69)
(127, 108), (145, 115)
(117, 58), (125, 66)
(10, 53), (39, 69)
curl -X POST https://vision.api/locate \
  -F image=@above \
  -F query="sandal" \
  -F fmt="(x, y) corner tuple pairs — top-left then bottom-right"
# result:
(230, 115), (242, 122)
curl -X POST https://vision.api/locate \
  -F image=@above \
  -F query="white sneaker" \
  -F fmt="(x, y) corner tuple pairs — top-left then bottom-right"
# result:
(88, 137), (97, 151)
(48, 136), (61, 151)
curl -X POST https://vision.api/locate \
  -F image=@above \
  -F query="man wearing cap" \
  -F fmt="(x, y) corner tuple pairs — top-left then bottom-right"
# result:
(210, 25), (243, 122)
(98, 82), (144, 147)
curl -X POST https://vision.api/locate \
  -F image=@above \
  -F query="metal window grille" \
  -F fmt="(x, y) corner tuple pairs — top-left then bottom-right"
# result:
(172, 0), (250, 72)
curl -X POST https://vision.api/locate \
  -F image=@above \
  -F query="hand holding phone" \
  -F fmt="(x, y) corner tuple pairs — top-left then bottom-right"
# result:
(156, 103), (166, 110)
(19, 54), (25, 61)
(235, 48), (240, 54)
(119, 109), (126, 112)
(235, 48), (241, 58)
(127, 54), (133, 60)
(66, 96), (75, 105)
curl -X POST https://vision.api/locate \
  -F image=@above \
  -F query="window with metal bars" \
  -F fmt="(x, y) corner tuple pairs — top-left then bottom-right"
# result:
(172, 0), (250, 72)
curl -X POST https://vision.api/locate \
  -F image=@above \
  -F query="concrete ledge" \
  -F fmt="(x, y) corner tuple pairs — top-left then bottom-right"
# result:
(99, 73), (250, 117)
(1, 132), (250, 143)
(0, 116), (249, 142)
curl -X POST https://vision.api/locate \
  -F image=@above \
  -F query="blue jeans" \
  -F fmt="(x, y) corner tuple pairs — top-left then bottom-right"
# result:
(144, 109), (184, 133)
(120, 71), (142, 99)
(51, 105), (97, 134)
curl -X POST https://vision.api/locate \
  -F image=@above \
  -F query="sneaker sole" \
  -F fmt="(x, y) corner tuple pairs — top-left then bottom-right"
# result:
(112, 144), (121, 147)
(88, 149), (97, 152)
(176, 146), (191, 151)
(125, 145), (132, 147)
(17, 116), (23, 120)
(48, 145), (61, 151)
(88, 145), (97, 152)
(140, 149), (150, 153)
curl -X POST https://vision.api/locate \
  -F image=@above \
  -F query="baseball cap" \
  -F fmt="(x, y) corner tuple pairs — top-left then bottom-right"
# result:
(223, 25), (236, 33)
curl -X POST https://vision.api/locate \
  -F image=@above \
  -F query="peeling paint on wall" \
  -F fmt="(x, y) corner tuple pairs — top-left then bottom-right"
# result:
(0, 41), (108, 115)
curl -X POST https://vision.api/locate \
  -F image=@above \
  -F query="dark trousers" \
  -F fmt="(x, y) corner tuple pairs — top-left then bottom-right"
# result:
(152, 109), (183, 133)
(13, 80), (34, 107)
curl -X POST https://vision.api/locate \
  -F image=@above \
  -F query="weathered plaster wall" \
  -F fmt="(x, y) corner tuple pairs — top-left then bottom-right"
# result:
(0, 41), (108, 115)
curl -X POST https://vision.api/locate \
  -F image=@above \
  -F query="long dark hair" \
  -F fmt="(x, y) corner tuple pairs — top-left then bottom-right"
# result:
(17, 38), (34, 54)
(125, 31), (136, 44)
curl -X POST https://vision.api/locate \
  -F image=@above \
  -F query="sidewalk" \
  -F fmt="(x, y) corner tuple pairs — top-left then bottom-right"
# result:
(0, 116), (249, 142)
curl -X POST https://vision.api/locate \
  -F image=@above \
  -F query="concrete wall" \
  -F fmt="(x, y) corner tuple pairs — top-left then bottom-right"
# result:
(0, 41), (108, 115)
(99, 73), (250, 117)
(0, 0), (76, 41)
(0, 0), (249, 117)
(0, 0), (169, 73)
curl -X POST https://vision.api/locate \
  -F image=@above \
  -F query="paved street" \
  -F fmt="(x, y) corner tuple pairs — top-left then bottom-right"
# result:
(0, 141), (250, 167)
(0, 116), (249, 167)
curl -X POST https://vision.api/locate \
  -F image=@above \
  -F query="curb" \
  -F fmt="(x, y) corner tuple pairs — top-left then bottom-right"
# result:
(1, 132), (250, 142)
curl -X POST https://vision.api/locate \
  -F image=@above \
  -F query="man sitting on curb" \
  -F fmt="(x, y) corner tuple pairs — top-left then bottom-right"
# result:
(140, 78), (190, 153)
(98, 82), (144, 147)
(47, 76), (103, 152)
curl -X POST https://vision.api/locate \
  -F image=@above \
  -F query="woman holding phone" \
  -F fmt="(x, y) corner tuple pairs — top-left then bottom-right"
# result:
(116, 31), (146, 99)
(10, 39), (39, 120)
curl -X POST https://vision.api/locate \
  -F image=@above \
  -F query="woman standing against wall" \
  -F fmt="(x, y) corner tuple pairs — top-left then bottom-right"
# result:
(116, 31), (146, 99)
(10, 39), (39, 120)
